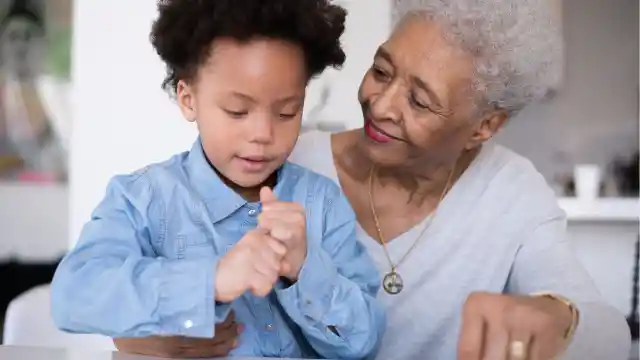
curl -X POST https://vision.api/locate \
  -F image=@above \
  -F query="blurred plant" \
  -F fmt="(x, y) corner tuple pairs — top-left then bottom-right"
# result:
(46, 25), (71, 79)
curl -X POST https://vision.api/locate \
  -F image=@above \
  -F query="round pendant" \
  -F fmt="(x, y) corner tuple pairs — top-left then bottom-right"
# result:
(382, 271), (404, 295)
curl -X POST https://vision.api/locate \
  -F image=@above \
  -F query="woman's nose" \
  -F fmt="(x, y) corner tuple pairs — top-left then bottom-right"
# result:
(369, 82), (402, 124)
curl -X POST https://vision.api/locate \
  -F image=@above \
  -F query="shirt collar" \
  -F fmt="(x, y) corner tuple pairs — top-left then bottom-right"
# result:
(185, 138), (299, 223)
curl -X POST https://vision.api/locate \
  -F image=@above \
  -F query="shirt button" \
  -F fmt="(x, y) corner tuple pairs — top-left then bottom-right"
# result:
(265, 324), (274, 331)
(248, 209), (257, 216)
(184, 320), (193, 329)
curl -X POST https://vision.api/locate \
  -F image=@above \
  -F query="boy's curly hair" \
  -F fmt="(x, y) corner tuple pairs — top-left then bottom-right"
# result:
(150, 0), (347, 95)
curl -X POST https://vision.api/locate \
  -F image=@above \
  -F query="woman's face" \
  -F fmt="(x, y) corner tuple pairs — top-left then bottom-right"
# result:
(356, 15), (504, 169)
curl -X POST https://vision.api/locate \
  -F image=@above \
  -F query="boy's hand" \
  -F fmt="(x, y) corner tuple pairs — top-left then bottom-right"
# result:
(215, 228), (287, 302)
(258, 187), (307, 282)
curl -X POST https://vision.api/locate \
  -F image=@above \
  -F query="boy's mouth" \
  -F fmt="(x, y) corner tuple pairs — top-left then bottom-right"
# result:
(236, 155), (273, 172)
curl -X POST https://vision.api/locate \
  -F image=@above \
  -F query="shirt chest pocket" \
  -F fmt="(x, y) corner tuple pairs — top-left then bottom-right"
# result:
(170, 230), (216, 260)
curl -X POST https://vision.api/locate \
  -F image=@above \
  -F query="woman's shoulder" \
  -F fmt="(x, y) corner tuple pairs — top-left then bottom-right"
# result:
(467, 142), (564, 222)
(288, 129), (339, 181)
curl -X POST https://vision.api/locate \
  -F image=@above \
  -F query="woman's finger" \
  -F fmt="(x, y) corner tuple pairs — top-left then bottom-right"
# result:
(528, 331), (563, 360)
(213, 322), (240, 343)
(204, 339), (239, 357)
(180, 337), (238, 358)
(507, 334), (532, 360)
(457, 307), (485, 360)
(505, 307), (534, 360)
(217, 311), (235, 329)
(482, 322), (509, 360)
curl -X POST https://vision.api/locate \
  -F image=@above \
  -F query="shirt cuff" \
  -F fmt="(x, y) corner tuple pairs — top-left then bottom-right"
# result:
(276, 245), (337, 323)
(158, 257), (217, 338)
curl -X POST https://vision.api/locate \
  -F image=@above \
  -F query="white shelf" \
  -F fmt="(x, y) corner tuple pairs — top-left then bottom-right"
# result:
(558, 198), (639, 222)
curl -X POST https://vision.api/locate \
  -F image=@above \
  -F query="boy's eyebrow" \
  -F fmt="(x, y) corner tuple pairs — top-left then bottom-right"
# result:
(231, 92), (256, 103)
(276, 95), (304, 104)
(230, 92), (303, 104)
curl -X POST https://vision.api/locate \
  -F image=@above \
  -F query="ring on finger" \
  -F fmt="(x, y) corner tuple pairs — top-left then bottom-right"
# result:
(509, 340), (527, 360)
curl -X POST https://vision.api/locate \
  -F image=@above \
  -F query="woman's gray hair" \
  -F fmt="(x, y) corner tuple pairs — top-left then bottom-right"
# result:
(392, 0), (563, 116)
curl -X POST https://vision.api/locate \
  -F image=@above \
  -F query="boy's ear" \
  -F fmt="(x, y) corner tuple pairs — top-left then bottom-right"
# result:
(176, 80), (197, 123)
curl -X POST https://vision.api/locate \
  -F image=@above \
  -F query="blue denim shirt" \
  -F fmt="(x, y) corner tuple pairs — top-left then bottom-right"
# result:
(51, 139), (385, 359)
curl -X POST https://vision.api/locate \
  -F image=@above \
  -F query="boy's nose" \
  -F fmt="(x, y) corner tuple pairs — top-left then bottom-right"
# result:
(248, 117), (274, 144)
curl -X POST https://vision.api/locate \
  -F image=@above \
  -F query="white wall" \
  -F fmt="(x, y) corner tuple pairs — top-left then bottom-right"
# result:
(69, 0), (196, 244)
(568, 222), (638, 315)
(308, 0), (391, 130)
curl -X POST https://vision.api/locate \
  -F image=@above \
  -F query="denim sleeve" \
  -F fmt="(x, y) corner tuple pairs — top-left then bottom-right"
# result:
(50, 174), (230, 338)
(276, 185), (386, 360)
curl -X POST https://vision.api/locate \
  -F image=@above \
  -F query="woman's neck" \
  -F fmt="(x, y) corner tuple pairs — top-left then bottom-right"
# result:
(337, 135), (479, 207)
(375, 164), (456, 206)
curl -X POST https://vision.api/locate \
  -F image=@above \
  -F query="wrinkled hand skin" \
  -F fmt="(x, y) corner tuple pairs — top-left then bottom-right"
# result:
(113, 311), (241, 359)
(457, 292), (573, 360)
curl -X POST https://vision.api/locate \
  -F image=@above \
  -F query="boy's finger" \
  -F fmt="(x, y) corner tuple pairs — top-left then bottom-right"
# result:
(259, 187), (278, 203)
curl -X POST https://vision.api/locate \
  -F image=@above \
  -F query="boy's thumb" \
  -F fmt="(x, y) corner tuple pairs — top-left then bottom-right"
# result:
(260, 186), (278, 203)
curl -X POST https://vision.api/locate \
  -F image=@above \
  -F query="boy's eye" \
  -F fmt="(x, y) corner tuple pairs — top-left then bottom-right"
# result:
(280, 113), (296, 119)
(224, 109), (248, 118)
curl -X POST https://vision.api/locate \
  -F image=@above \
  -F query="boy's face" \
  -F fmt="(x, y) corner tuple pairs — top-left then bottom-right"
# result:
(177, 37), (307, 188)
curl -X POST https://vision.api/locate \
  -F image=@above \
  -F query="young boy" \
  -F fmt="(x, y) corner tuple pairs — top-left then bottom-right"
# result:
(50, 0), (384, 358)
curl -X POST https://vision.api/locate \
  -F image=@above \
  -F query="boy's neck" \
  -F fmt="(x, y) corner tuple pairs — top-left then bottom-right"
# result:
(230, 172), (278, 202)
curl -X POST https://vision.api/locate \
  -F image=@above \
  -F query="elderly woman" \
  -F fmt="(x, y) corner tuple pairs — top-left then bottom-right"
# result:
(114, 0), (631, 359)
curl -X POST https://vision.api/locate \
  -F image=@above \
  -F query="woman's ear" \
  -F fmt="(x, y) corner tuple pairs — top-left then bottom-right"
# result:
(176, 80), (197, 123)
(464, 109), (509, 150)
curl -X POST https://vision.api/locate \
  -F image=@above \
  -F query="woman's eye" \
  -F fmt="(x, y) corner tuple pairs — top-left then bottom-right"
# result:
(371, 66), (390, 81)
(409, 94), (429, 110)
(280, 113), (297, 119)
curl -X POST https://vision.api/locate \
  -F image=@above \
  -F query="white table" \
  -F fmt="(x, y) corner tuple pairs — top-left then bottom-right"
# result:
(0, 346), (305, 360)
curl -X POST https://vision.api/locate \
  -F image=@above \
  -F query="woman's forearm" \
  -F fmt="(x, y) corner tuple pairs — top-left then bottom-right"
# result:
(561, 301), (631, 360)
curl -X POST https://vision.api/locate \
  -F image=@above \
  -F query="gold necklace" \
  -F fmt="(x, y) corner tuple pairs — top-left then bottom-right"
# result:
(368, 165), (456, 295)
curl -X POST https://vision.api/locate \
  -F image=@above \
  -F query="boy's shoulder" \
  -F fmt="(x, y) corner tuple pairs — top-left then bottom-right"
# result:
(107, 151), (191, 195)
(282, 161), (343, 200)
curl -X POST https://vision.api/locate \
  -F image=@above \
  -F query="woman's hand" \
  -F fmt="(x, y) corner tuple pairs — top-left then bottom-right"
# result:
(457, 292), (574, 360)
(113, 311), (241, 358)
